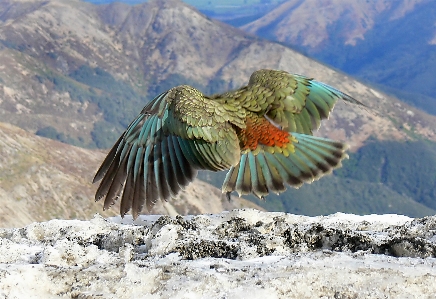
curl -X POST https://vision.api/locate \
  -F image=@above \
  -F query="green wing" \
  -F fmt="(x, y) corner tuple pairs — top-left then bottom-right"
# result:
(93, 85), (241, 218)
(242, 69), (366, 135)
(220, 69), (359, 198)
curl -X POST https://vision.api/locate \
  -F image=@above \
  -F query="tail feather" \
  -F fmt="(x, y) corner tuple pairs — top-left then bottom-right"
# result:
(168, 136), (191, 189)
(295, 134), (347, 169)
(94, 118), (198, 218)
(275, 150), (310, 179)
(235, 154), (251, 194)
(250, 153), (269, 196)
(222, 165), (238, 193)
(120, 166), (135, 216)
(255, 153), (282, 193)
(131, 148), (145, 219)
(265, 153), (295, 188)
(293, 149), (323, 177)
(161, 137), (179, 197)
(153, 142), (167, 201)
(103, 148), (130, 210)
(274, 153), (308, 185)
(263, 153), (288, 193)
(222, 133), (348, 197)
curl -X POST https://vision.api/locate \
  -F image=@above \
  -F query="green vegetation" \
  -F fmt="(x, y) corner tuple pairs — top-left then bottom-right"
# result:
(91, 120), (122, 149)
(69, 65), (146, 129)
(32, 65), (436, 218)
(252, 176), (435, 217)
(36, 126), (84, 147)
(36, 66), (146, 148)
(36, 64), (228, 148)
(335, 139), (436, 211)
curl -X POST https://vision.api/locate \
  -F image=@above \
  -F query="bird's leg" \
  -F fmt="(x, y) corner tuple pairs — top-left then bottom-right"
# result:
(226, 191), (232, 202)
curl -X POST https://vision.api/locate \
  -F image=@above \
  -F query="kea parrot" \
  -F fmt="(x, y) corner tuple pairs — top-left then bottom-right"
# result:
(93, 69), (366, 219)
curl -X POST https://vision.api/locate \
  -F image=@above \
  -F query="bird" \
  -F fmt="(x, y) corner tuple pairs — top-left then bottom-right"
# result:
(93, 69), (366, 219)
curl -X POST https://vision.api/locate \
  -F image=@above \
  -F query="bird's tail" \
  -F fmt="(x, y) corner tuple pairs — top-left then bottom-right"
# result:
(222, 133), (348, 198)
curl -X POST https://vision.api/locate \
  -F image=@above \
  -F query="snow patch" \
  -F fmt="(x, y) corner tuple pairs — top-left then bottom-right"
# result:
(0, 209), (435, 298)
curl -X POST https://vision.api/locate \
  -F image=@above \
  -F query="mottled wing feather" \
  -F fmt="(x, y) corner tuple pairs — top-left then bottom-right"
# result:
(93, 85), (241, 218)
(242, 69), (367, 135)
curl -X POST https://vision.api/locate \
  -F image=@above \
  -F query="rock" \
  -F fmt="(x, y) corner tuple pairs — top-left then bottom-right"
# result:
(0, 209), (435, 298)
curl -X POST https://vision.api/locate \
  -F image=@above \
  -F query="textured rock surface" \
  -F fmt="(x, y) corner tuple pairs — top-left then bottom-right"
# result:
(1, 209), (435, 298)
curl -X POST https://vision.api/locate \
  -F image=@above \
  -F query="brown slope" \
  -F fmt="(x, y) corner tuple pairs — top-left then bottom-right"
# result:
(0, 122), (263, 228)
(0, 0), (435, 151)
(0, 0), (254, 143)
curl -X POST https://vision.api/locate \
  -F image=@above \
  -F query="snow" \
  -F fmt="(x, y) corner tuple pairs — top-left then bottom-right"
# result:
(1, 209), (435, 298)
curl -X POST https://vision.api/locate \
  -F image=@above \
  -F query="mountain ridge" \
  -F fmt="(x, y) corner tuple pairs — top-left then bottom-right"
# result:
(1, 0), (436, 149)
(240, 0), (436, 115)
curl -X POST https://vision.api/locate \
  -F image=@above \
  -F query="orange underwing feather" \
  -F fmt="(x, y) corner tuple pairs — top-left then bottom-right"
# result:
(235, 116), (291, 150)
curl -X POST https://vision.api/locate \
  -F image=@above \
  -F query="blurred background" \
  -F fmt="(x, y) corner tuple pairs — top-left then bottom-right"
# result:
(1, 0), (435, 227)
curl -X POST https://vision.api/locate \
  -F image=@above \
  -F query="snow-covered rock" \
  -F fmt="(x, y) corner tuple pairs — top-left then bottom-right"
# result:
(1, 209), (435, 298)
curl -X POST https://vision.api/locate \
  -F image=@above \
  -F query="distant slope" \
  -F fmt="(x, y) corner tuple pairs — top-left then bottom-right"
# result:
(241, 0), (436, 115)
(0, 122), (262, 228)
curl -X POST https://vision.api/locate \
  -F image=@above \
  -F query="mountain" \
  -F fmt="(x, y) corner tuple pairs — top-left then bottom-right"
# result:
(240, 0), (436, 115)
(1, 0), (436, 218)
(0, 122), (262, 228)
(1, 0), (436, 147)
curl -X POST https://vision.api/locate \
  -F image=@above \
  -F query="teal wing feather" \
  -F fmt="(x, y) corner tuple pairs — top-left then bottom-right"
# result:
(93, 85), (241, 219)
(222, 133), (348, 198)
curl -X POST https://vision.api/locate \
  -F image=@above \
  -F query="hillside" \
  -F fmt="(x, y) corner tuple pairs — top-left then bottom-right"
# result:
(0, 122), (262, 228)
(1, 0), (436, 149)
(240, 0), (436, 115)
(1, 0), (436, 219)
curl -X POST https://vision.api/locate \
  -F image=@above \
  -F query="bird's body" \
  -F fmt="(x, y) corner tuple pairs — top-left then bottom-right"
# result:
(93, 69), (366, 218)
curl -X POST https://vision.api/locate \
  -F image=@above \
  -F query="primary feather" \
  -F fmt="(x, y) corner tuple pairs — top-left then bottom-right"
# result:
(93, 69), (367, 218)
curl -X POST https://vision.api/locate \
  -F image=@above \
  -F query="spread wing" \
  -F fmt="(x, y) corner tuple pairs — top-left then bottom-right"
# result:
(219, 69), (360, 198)
(244, 69), (366, 135)
(93, 85), (241, 218)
